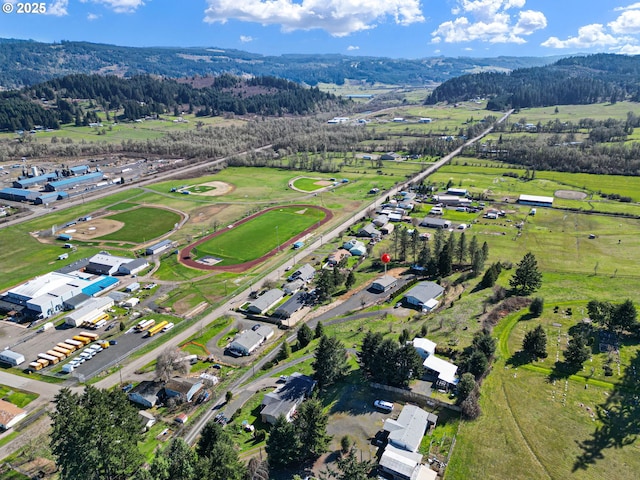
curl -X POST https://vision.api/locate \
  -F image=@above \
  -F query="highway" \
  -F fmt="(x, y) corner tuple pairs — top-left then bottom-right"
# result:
(0, 109), (512, 453)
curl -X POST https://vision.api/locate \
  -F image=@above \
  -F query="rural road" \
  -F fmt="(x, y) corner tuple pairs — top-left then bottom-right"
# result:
(0, 109), (513, 454)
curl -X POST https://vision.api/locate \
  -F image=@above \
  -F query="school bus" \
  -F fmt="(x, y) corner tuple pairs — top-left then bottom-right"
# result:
(78, 331), (99, 341)
(146, 320), (169, 337)
(72, 335), (91, 345)
(57, 342), (77, 353)
(29, 361), (43, 371)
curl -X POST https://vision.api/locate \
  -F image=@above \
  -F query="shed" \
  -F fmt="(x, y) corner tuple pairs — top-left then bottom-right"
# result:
(370, 276), (397, 293)
(412, 338), (436, 358)
(380, 223), (395, 235)
(0, 350), (25, 367)
(0, 399), (27, 430)
(125, 282), (141, 293)
(138, 410), (156, 431)
(447, 188), (468, 196)
(175, 413), (189, 424)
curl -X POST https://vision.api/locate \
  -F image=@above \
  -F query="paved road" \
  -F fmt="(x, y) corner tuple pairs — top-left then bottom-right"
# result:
(0, 109), (513, 454)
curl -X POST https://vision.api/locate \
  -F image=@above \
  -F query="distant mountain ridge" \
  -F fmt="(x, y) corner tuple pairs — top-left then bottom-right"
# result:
(0, 38), (565, 89)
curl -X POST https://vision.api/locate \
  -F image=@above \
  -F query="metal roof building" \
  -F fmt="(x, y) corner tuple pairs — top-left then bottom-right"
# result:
(86, 253), (132, 276)
(0, 188), (38, 202)
(45, 172), (104, 191)
(118, 258), (149, 275)
(145, 239), (174, 256)
(12, 173), (58, 189)
(383, 404), (431, 453)
(518, 194), (554, 207)
(403, 282), (444, 311)
(274, 291), (306, 319)
(370, 275), (397, 293)
(70, 165), (89, 175)
(34, 191), (68, 204)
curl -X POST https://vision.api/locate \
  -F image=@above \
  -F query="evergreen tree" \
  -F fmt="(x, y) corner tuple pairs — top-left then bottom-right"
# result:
(564, 332), (590, 367)
(345, 270), (356, 291)
(529, 297), (544, 317)
(522, 325), (548, 359)
(438, 243), (453, 277)
(315, 321), (325, 339)
(456, 372), (476, 405)
(297, 323), (314, 349)
(50, 386), (144, 480)
(456, 231), (468, 264)
(510, 252), (542, 295)
(612, 299), (637, 333)
(360, 331), (383, 376)
(417, 243), (431, 268)
(332, 445), (374, 480)
(295, 398), (332, 461)
(399, 226), (409, 261)
(312, 335), (349, 389)
(156, 438), (197, 480)
(266, 416), (301, 469)
(480, 262), (500, 289)
(472, 331), (496, 360)
(433, 228), (445, 257)
(467, 350), (489, 379)
(316, 268), (335, 302)
(411, 229), (421, 263)
(277, 341), (291, 361)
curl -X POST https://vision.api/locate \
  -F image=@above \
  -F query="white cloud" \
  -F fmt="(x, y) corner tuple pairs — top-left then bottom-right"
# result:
(614, 3), (640, 11)
(609, 9), (640, 34)
(87, 12), (100, 20)
(87, 0), (146, 13)
(239, 35), (254, 43)
(432, 0), (545, 44)
(616, 43), (640, 53)
(46, 0), (68, 16)
(541, 24), (622, 48)
(347, 45), (360, 50)
(204, 0), (424, 37)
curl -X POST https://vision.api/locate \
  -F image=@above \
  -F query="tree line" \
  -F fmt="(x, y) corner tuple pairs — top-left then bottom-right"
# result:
(427, 53), (640, 109)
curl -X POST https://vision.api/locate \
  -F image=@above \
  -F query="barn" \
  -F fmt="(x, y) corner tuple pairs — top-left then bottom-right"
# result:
(518, 194), (554, 207)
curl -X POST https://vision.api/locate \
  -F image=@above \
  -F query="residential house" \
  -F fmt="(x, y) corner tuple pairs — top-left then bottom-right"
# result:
(260, 373), (316, 425)
(229, 326), (274, 356)
(370, 275), (397, 293)
(287, 264), (316, 283)
(138, 410), (156, 431)
(0, 399), (27, 430)
(420, 217), (451, 229)
(380, 223), (395, 235)
(357, 223), (381, 239)
(274, 291), (306, 319)
(402, 281), (444, 311)
(327, 249), (351, 267)
(373, 215), (389, 227)
(128, 381), (163, 408)
(422, 355), (458, 390)
(246, 288), (284, 314)
(283, 278), (305, 295)
(163, 379), (204, 403)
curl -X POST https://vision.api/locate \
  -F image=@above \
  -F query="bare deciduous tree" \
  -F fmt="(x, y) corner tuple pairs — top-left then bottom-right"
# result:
(155, 347), (189, 382)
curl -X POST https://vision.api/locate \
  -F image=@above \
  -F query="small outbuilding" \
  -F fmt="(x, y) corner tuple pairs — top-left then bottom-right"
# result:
(0, 350), (25, 367)
(0, 399), (27, 430)
(357, 223), (381, 238)
(145, 239), (174, 256)
(118, 258), (149, 276)
(370, 275), (398, 293)
(128, 381), (162, 408)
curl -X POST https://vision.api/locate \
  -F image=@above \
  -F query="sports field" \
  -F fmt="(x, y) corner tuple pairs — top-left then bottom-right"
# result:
(98, 207), (182, 243)
(186, 205), (326, 266)
(292, 177), (332, 192)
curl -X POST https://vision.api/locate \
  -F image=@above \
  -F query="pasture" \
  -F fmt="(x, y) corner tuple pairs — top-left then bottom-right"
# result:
(98, 207), (182, 243)
(187, 205), (326, 266)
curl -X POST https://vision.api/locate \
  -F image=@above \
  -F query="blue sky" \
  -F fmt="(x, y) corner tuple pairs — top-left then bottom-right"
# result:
(2, 0), (640, 58)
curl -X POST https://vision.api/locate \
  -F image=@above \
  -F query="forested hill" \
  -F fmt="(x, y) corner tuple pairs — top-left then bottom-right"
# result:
(0, 38), (563, 89)
(0, 74), (339, 131)
(426, 54), (640, 110)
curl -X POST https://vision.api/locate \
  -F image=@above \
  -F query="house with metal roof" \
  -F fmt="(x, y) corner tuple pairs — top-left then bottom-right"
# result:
(402, 282), (444, 312)
(422, 355), (458, 389)
(229, 331), (265, 356)
(412, 338), (436, 358)
(246, 288), (284, 315)
(383, 404), (433, 453)
(274, 291), (306, 319)
(370, 275), (397, 293)
(163, 379), (203, 403)
(260, 372), (316, 425)
(283, 278), (305, 295)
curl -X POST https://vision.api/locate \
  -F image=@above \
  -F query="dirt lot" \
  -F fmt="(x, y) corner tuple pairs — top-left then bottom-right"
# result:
(196, 181), (234, 196)
(555, 189), (588, 200)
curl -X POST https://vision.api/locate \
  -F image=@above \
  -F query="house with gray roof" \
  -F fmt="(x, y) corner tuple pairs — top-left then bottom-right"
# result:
(283, 278), (305, 295)
(357, 223), (381, 238)
(420, 217), (451, 229)
(246, 288), (284, 314)
(287, 264), (315, 283)
(229, 326), (273, 356)
(128, 381), (163, 408)
(383, 404), (433, 453)
(274, 291), (306, 319)
(370, 275), (397, 293)
(163, 379), (203, 403)
(403, 281), (444, 312)
(260, 372), (316, 425)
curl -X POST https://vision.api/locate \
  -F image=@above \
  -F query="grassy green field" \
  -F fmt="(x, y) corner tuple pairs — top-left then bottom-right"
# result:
(0, 385), (39, 408)
(99, 207), (181, 243)
(185, 185), (216, 194)
(193, 206), (325, 265)
(292, 177), (329, 192)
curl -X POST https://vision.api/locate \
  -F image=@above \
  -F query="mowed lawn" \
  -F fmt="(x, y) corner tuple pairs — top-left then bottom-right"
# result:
(293, 177), (329, 192)
(98, 207), (181, 243)
(194, 206), (325, 265)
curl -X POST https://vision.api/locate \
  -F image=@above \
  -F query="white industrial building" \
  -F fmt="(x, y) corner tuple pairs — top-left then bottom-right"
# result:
(86, 253), (133, 276)
(118, 258), (149, 276)
(145, 239), (174, 256)
(3, 272), (108, 318)
(64, 297), (114, 327)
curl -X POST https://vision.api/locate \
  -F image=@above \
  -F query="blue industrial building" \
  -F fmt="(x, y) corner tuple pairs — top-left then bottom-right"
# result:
(13, 173), (58, 189)
(0, 188), (39, 202)
(70, 165), (89, 175)
(34, 192), (69, 205)
(45, 172), (104, 192)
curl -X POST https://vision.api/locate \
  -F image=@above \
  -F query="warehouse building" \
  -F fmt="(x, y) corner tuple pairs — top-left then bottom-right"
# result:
(145, 239), (174, 256)
(118, 258), (149, 276)
(44, 172), (104, 192)
(12, 172), (58, 189)
(34, 191), (68, 204)
(64, 297), (114, 327)
(86, 253), (133, 276)
(69, 165), (90, 175)
(518, 194), (554, 207)
(0, 188), (39, 203)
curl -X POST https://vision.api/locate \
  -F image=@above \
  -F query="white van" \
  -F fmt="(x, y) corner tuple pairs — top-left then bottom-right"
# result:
(373, 400), (394, 412)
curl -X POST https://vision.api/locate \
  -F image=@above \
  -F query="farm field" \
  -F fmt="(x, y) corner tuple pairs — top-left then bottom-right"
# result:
(189, 205), (326, 266)
(98, 206), (182, 243)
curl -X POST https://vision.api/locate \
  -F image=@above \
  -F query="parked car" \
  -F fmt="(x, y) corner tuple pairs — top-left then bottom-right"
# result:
(373, 400), (394, 412)
(251, 324), (261, 331)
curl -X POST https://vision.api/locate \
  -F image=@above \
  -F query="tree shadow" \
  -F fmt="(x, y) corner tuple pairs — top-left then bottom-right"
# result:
(506, 350), (532, 368)
(573, 351), (640, 472)
(548, 360), (582, 382)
